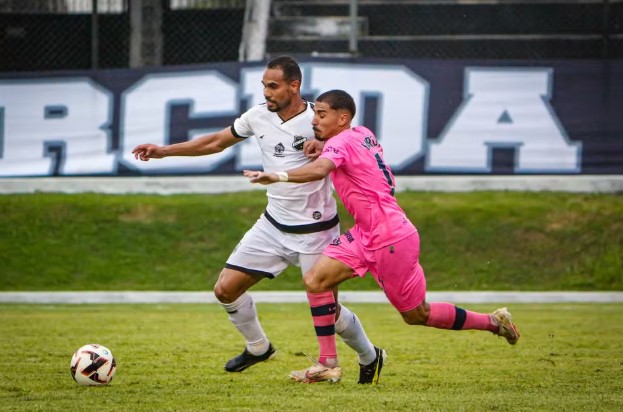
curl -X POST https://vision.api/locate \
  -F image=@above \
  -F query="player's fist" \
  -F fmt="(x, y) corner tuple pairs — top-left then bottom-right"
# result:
(243, 170), (279, 185)
(303, 139), (324, 160)
(132, 144), (165, 161)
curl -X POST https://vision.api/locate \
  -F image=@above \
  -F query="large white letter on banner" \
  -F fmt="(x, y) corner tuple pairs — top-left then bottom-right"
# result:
(119, 71), (239, 173)
(428, 68), (581, 172)
(309, 64), (428, 168)
(235, 66), (265, 169)
(0, 79), (114, 176)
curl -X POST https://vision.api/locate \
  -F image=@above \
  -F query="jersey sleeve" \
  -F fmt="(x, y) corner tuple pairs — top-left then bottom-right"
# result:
(231, 110), (253, 138)
(319, 137), (348, 169)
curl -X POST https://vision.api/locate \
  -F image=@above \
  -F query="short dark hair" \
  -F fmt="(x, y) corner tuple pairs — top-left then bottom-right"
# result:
(316, 89), (356, 118)
(266, 55), (302, 83)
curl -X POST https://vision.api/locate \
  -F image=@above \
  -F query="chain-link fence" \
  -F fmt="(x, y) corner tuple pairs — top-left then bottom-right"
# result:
(0, 0), (244, 72)
(163, 1), (245, 66)
(268, 0), (622, 60)
(1, 0), (621, 73)
(0, 0), (129, 71)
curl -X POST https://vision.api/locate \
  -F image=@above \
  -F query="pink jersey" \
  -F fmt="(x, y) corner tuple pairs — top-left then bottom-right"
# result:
(319, 126), (416, 249)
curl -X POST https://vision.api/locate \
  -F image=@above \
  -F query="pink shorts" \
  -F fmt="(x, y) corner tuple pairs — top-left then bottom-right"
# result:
(323, 227), (426, 312)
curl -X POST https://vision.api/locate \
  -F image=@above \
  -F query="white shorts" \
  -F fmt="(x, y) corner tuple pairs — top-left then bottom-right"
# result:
(226, 213), (340, 278)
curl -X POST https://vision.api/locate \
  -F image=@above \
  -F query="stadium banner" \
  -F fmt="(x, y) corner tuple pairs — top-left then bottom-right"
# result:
(0, 58), (621, 177)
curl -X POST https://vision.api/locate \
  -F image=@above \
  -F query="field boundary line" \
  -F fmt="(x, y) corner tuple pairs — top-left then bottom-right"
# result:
(1, 291), (622, 304)
(1, 175), (623, 194)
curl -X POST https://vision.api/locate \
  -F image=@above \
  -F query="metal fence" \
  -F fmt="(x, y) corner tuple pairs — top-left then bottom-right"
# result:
(268, 0), (622, 60)
(1, 0), (621, 73)
(0, 0), (245, 72)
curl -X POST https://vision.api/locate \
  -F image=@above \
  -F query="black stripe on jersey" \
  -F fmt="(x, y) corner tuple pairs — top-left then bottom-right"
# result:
(310, 303), (337, 317)
(225, 263), (275, 279)
(264, 211), (339, 234)
(230, 125), (250, 139)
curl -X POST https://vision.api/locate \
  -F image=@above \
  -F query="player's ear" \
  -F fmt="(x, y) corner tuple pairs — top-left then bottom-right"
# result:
(338, 111), (350, 126)
(289, 79), (300, 93)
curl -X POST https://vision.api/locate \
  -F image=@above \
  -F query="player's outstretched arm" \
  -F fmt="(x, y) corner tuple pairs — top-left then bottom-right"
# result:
(244, 158), (336, 185)
(132, 127), (239, 161)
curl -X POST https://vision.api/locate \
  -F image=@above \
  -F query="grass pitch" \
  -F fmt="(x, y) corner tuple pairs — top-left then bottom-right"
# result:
(1, 303), (622, 411)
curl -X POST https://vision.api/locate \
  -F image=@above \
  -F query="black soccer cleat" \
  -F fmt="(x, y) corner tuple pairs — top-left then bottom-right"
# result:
(224, 343), (276, 372)
(358, 346), (387, 384)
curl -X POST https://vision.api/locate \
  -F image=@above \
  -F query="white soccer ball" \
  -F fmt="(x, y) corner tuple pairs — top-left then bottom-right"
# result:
(70, 344), (117, 386)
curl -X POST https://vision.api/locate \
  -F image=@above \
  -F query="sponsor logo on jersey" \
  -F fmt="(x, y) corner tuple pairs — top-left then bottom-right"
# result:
(273, 143), (285, 157)
(345, 231), (354, 243)
(312, 211), (322, 220)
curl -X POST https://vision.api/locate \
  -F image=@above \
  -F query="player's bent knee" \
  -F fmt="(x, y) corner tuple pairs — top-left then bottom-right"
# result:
(402, 315), (426, 326)
(400, 303), (429, 325)
(213, 280), (242, 304)
(213, 282), (228, 303)
(302, 271), (329, 293)
(302, 273), (319, 292)
(214, 268), (260, 303)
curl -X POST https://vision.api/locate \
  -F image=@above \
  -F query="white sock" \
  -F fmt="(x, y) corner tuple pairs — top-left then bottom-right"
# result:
(222, 293), (270, 356)
(335, 304), (377, 365)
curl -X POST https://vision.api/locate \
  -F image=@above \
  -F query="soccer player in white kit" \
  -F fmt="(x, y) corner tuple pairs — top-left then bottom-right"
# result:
(132, 57), (384, 383)
(245, 89), (520, 383)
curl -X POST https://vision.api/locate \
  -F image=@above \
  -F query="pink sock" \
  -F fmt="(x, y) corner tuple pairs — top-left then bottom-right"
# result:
(306, 291), (338, 365)
(426, 302), (497, 332)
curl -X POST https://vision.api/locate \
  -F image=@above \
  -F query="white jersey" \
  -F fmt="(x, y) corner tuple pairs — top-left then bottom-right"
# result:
(232, 101), (338, 233)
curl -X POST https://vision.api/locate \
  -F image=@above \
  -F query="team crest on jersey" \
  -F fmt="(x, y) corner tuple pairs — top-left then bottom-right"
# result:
(273, 143), (285, 157)
(292, 135), (307, 151)
(312, 211), (322, 220)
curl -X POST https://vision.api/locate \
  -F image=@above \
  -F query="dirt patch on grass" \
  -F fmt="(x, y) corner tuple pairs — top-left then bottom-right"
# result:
(118, 204), (176, 224)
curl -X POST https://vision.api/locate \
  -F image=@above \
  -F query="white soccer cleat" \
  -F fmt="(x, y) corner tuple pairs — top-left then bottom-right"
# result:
(491, 307), (520, 345)
(289, 363), (342, 383)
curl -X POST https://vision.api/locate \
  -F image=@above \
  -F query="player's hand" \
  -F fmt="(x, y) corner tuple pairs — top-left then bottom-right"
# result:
(303, 139), (324, 160)
(243, 170), (279, 185)
(132, 144), (166, 161)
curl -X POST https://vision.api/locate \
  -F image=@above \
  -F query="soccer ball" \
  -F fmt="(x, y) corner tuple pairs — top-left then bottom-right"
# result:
(70, 344), (117, 386)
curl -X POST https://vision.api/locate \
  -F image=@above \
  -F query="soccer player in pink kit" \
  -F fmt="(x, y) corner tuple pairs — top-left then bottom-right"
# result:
(244, 89), (520, 384)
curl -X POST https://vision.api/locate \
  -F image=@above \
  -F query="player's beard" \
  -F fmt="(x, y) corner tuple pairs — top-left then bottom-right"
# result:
(265, 99), (280, 112)
(313, 128), (326, 141)
(266, 96), (291, 113)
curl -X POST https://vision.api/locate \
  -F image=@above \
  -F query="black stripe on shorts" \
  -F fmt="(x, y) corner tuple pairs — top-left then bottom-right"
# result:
(225, 263), (275, 279)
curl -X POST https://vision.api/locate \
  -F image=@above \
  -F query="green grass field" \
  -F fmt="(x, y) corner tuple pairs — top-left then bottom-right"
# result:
(1, 192), (622, 410)
(1, 303), (622, 411)
(1, 191), (622, 291)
